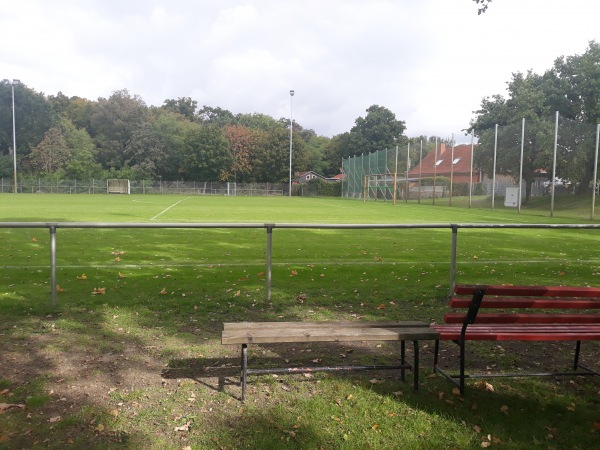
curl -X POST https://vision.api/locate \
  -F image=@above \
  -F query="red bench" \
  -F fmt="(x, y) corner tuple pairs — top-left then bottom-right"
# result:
(431, 284), (600, 394)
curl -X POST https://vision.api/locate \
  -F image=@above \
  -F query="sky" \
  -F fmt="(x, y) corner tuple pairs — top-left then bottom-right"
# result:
(1, 0), (599, 143)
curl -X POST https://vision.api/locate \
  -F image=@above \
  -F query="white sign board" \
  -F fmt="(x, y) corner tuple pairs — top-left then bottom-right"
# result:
(504, 187), (520, 207)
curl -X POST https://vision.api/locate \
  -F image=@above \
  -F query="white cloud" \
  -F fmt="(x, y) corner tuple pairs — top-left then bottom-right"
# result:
(1, 0), (599, 138)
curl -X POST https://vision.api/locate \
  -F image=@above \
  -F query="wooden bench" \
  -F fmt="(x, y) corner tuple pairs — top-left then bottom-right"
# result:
(222, 321), (440, 401)
(431, 284), (600, 394)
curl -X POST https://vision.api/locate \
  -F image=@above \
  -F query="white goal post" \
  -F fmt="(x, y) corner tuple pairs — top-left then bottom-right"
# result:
(107, 179), (131, 194)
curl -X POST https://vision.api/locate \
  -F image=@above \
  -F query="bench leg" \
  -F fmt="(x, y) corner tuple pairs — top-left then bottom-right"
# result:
(459, 339), (465, 395)
(574, 340), (581, 370)
(241, 344), (248, 402)
(400, 340), (406, 382)
(433, 339), (439, 371)
(412, 340), (419, 391)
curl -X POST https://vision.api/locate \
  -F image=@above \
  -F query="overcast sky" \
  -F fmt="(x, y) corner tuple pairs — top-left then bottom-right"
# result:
(1, 0), (598, 142)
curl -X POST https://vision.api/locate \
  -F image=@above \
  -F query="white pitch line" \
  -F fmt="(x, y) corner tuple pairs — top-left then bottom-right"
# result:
(150, 197), (192, 221)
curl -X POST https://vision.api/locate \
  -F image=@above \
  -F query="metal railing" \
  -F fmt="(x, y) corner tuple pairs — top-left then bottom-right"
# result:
(2, 222), (600, 306)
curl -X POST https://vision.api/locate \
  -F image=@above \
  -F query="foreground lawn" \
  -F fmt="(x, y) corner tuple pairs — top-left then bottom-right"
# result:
(1, 195), (599, 449)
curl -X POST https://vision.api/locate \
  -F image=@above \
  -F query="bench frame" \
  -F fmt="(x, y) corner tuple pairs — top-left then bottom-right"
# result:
(432, 285), (600, 394)
(222, 321), (439, 401)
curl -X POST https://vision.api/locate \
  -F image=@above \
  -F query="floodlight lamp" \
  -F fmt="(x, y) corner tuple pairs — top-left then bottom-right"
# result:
(290, 90), (294, 96)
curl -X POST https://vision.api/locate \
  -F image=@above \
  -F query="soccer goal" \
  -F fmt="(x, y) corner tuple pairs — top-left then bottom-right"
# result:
(106, 179), (130, 194)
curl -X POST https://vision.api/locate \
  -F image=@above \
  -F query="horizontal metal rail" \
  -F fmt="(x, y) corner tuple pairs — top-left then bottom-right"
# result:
(1, 222), (600, 306)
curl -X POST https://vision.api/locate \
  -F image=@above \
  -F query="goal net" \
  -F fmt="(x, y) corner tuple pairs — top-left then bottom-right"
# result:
(107, 179), (130, 194)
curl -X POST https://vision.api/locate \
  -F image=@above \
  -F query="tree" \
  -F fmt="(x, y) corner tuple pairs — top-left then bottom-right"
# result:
(472, 43), (600, 202)
(471, 72), (555, 203)
(223, 125), (257, 182)
(0, 80), (58, 162)
(473, 0), (492, 14)
(346, 105), (406, 156)
(197, 106), (235, 127)
(90, 89), (149, 169)
(124, 122), (167, 177)
(28, 127), (70, 174)
(181, 125), (232, 181)
(236, 112), (282, 131)
(252, 127), (305, 182)
(162, 97), (197, 120)
(151, 109), (198, 179)
(60, 118), (102, 179)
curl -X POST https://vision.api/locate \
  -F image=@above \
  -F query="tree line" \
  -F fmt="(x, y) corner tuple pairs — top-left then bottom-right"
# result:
(0, 83), (410, 183)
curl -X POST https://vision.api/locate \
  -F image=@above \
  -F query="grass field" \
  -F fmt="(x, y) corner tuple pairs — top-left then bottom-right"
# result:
(1, 194), (599, 449)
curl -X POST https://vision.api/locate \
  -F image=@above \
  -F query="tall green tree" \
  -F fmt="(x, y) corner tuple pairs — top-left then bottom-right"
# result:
(0, 80), (58, 164)
(197, 106), (236, 127)
(345, 105), (406, 156)
(181, 125), (232, 181)
(90, 89), (149, 169)
(60, 118), (102, 180)
(252, 127), (306, 183)
(28, 127), (70, 174)
(223, 125), (258, 182)
(162, 97), (198, 120)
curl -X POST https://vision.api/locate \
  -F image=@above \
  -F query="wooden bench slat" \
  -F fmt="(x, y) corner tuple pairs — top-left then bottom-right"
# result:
(223, 321), (428, 331)
(449, 297), (599, 309)
(443, 313), (600, 324)
(455, 284), (600, 297)
(222, 326), (439, 344)
(432, 324), (600, 341)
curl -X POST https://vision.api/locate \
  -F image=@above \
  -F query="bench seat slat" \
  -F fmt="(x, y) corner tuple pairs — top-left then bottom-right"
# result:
(223, 321), (427, 331)
(455, 284), (600, 297)
(449, 297), (599, 309)
(443, 313), (600, 324)
(431, 324), (600, 341)
(222, 326), (439, 344)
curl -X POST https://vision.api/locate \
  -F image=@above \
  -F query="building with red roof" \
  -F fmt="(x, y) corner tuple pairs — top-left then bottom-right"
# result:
(408, 143), (480, 183)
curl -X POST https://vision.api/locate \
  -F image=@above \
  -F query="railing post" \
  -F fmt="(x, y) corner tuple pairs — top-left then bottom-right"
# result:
(449, 225), (458, 296)
(50, 225), (57, 306)
(266, 225), (273, 302)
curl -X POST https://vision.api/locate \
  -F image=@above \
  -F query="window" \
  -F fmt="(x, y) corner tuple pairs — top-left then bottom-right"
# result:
(452, 157), (461, 164)
(435, 159), (443, 166)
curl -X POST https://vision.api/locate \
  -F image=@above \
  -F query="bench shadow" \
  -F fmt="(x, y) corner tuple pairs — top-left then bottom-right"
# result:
(163, 339), (429, 401)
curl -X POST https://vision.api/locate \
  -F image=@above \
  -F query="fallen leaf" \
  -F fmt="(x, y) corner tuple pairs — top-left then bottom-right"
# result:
(96, 424), (105, 432)
(473, 425), (482, 433)
(118, 272), (126, 279)
(566, 403), (576, 412)
(290, 270), (298, 276)
(481, 441), (491, 448)
(31, 237), (38, 242)
(0, 403), (25, 413)
(376, 304), (386, 310)
(0, 434), (9, 443)
(77, 273), (87, 280)
(233, 290), (241, 297)
(500, 405), (509, 415)
(174, 422), (191, 432)
(371, 423), (379, 430)
(114, 257), (121, 262)
(48, 416), (61, 423)
(92, 287), (106, 295)
(56, 284), (66, 292)
(369, 378), (383, 384)
(160, 287), (168, 295)
(474, 381), (495, 392)
(452, 387), (462, 396)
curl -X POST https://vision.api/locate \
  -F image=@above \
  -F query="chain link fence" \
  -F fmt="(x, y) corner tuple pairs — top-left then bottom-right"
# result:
(0, 178), (291, 196)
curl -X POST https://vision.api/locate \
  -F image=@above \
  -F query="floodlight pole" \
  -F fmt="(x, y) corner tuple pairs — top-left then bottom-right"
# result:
(11, 80), (18, 194)
(288, 90), (294, 197)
